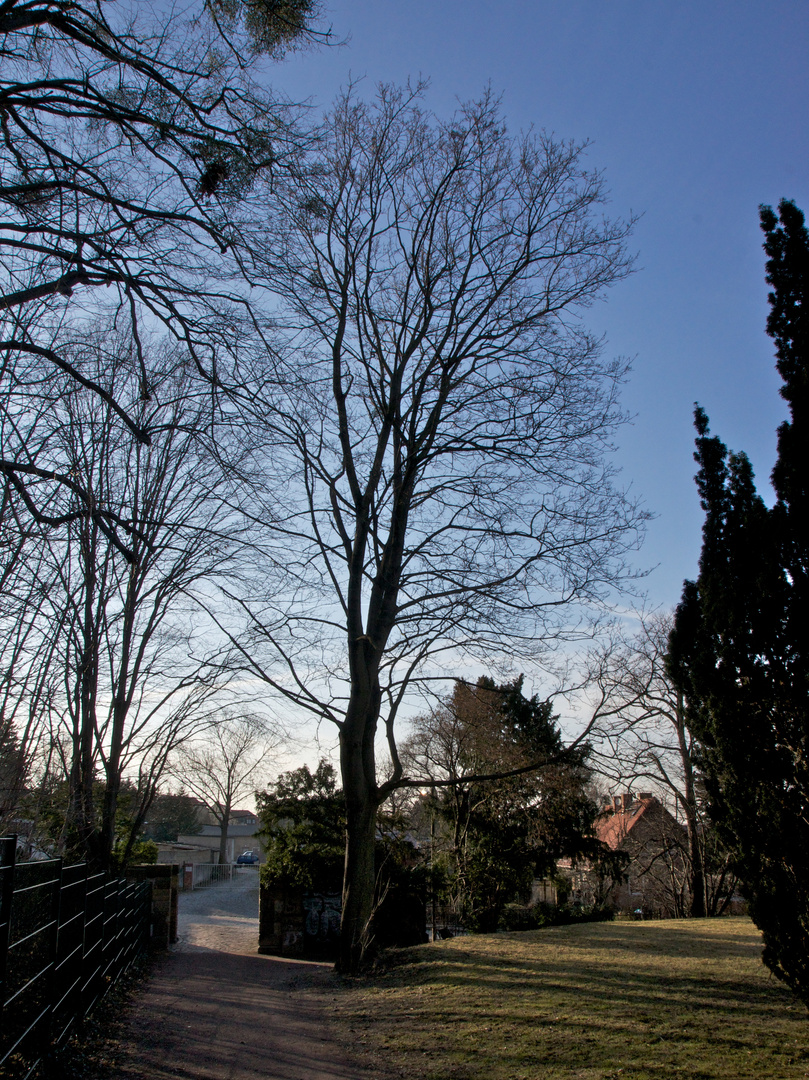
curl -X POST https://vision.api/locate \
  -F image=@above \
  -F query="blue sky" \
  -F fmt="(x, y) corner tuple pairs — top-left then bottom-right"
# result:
(270, 1), (809, 610)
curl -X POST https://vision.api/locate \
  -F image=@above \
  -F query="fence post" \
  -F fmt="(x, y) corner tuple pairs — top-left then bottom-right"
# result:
(83, 870), (106, 1014)
(0, 837), (17, 1039)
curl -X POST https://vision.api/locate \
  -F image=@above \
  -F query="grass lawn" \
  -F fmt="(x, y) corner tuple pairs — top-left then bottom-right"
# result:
(328, 918), (809, 1080)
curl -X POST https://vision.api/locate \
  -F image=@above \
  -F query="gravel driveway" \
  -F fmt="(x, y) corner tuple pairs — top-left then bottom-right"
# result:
(105, 869), (370, 1080)
(176, 867), (263, 954)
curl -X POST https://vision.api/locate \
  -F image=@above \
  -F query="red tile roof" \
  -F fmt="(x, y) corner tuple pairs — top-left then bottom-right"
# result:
(595, 796), (656, 850)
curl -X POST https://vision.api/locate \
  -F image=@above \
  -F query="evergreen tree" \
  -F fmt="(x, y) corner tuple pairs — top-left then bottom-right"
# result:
(669, 200), (809, 1003)
(257, 761), (345, 892)
(407, 677), (605, 932)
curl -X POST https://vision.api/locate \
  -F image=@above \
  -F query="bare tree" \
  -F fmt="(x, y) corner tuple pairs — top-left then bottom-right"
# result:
(0, 500), (61, 782)
(0, 0), (320, 316)
(173, 712), (276, 864)
(0, 2), (325, 856)
(2, 330), (241, 868)
(227, 85), (643, 969)
(589, 614), (738, 917)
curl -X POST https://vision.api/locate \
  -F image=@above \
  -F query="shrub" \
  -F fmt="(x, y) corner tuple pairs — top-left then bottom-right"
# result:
(498, 901), (614, 931)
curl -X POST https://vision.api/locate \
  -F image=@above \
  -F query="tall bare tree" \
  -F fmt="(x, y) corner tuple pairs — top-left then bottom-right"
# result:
(0, 0), (324, 860)
(173, 712), (276, 865)
(3, 330), (240, 867)
(227, 84), (643, 969)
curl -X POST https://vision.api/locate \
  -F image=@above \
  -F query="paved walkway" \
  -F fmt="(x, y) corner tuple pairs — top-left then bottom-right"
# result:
(111, 869), (368, 1080)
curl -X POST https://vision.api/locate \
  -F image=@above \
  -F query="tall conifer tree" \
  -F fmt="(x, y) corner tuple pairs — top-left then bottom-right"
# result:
(668, 200), (809, 1003)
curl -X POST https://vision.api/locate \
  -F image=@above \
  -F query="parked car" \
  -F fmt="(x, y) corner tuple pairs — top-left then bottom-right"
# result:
(237, 850), (260, 865)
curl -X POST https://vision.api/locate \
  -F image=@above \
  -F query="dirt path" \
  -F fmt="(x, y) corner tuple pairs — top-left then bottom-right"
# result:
(109, 870), (370, 1080)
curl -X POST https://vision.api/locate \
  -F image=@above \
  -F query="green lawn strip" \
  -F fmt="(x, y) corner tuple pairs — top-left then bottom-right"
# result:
(330, 919), (809, 1080)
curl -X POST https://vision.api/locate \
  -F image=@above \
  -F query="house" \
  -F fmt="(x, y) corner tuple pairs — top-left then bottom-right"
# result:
(535, 792), (745, 918)
(170, 821), (265, 864)
(532, 793), (688, 916)
(157, 810), (263, 866)
(592, 792), (690, 917)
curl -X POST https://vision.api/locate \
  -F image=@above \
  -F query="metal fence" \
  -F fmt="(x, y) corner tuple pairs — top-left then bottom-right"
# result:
(190, 862), (259, 889)
(191, 862), (235, 889)
(0, 837), (151, 1079)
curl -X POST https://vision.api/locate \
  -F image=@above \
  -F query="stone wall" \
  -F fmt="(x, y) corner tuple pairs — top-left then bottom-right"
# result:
(258, 883), (341, 958)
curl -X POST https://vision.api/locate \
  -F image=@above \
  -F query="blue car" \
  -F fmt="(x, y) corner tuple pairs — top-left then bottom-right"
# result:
(236, 850), (260, 864)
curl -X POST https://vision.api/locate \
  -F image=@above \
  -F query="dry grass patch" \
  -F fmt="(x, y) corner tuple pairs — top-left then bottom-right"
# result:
(329, 918), (808, 1080)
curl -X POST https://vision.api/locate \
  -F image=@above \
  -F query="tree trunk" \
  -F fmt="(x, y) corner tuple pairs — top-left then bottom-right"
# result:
(218, 801), (231, 865)
(100, 570), (139, 871)
(100, 768), (121, 870)
(70, 525), (100, 868)
(339, 792), (377, 973)
(687, 816), (707, 918)
(338, 648), (382, 973)
(675, 688), (707, 918)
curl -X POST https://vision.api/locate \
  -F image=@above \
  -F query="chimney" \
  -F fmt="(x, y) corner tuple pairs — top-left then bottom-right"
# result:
(639, 792), (653, 802)
(622, 792), (633, 810)
(613, 795), (622, 812)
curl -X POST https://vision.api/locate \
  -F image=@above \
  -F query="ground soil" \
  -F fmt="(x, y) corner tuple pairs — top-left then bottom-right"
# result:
(97, 868), (379, 1080)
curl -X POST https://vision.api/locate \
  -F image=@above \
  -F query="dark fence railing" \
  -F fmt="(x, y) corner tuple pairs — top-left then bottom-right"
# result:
(0, 837), (151, 1079)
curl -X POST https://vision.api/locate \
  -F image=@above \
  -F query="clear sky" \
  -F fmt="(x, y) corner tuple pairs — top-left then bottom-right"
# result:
(269, 0), (809, 611)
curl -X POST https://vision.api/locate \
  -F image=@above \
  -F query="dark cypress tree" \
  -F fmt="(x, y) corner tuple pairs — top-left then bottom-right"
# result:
(668, 200), (809, 1003)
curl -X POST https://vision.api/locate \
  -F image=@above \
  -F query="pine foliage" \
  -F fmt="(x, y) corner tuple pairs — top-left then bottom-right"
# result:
(669, 200), (809, 1004)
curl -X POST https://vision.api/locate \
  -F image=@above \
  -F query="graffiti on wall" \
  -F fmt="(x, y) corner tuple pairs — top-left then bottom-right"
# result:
(303, 892), (341, 944)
